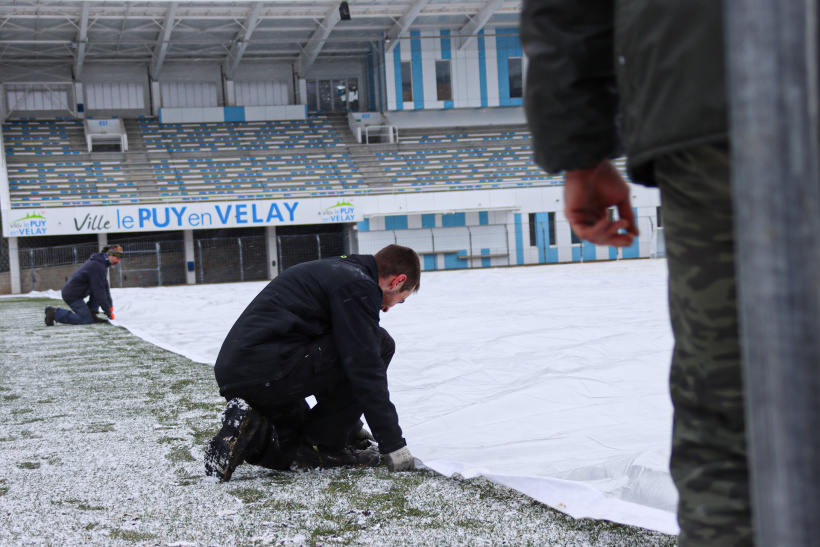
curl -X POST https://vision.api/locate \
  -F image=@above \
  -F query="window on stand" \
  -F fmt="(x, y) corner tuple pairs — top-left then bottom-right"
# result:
(401, 61), (414, 102)
(436, 60), (452, 101)
(508, 57), (523, 99)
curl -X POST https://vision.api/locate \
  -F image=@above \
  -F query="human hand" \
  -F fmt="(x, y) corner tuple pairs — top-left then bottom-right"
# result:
(348, 427), (376, 450)
(564, 160), (638, 247)
(384, 446), (415, 472)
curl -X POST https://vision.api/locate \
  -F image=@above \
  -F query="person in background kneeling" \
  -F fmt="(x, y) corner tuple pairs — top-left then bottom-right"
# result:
(45, 244), (122, 327)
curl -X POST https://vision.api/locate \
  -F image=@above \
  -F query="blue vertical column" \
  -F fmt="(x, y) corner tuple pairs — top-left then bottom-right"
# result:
(411, 30), (425, 110)
(440, 29), (454, 109)
(514, 213), (525, 265)
(495, 28), (523, 107)
(478, 30), (488, 107)
(393, 43), (404, 110)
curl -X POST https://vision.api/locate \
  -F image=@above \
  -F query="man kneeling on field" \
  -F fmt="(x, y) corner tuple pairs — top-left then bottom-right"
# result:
(204, 244), (420, 480)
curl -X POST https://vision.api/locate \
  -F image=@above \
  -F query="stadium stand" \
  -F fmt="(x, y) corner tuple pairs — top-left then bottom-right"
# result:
(2, 113), (571, 208)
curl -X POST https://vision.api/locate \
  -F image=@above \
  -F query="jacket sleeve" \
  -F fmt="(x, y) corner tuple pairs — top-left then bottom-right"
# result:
(329, 280), (406, 454)
(521, 0), (622, 173)
(89, 262), (112, 312)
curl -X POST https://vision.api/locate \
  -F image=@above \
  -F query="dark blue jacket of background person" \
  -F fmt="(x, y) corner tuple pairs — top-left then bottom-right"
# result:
(214, 254), (406, 455)
(61, 252), (114, 313)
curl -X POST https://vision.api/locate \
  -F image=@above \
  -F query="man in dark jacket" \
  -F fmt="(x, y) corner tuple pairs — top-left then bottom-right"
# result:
(45, 244), (123, 326)
(521, 2), (748, 546)
(204, 244), (420, 481)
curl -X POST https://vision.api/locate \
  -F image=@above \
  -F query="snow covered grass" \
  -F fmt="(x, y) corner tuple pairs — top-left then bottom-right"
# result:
(0, 297), (677, 546)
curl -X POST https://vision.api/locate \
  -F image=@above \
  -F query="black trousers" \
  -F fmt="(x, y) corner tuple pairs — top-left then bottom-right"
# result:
(223, 327), (395, 469)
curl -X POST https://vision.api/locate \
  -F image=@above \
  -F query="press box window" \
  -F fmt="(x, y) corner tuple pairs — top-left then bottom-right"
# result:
(401, 62), (414, 102)
(508, 57), (523, 99)
(436, 60), (452, 101)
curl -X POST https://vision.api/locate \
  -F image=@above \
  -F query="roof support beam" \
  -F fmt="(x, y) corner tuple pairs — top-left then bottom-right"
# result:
(72, 1), (89, 79)
(150, 2), (177, 80)
(295, 3), (341, 76)
(385, 0), (430, 54)
(457, 0), (505, 51)
(226, 2), (263, 79)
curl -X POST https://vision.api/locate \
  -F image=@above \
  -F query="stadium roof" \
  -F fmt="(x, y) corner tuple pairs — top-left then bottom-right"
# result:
(0, 0), (523, 78)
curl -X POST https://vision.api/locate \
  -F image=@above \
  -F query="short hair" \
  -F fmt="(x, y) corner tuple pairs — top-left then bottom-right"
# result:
(374, 244), (421, 293)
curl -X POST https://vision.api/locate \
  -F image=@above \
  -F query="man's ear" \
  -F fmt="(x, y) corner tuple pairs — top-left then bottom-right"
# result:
(391, 274), (407, 290)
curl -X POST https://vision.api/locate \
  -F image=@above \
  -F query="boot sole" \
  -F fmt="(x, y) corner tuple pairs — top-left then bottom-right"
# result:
(204, 399), (261, 482)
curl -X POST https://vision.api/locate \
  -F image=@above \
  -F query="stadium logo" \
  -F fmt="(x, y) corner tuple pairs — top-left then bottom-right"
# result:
(321, 200), (356, 223)
(9, 211), (47, 236)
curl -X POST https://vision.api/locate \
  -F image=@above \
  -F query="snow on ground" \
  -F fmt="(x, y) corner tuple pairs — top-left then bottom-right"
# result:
(21, 258), (679, 535)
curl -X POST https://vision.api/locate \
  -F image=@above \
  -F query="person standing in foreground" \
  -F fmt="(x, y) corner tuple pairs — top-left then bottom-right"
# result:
(45, 244), (123, 326)
(521, 2), (749, 546)
(204, 244), (420, 480)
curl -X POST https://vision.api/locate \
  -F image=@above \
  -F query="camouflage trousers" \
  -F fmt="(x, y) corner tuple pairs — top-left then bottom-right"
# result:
(655, 143), (753, 547)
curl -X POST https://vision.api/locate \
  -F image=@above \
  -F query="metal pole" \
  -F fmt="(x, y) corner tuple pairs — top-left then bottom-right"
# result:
(725, 0), (820, 544)
(277, 236), (283, 273)
(197, 240), (204, 284)
(238, 238), (244, 283)
(467, 226), (473, 269)
(315, 234), (322, 260)
(504, 224), (511, 266)
(156, 242), (162, 287)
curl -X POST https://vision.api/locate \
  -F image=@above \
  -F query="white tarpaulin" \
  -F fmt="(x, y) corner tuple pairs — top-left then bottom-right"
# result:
(35, 258), (679, 534)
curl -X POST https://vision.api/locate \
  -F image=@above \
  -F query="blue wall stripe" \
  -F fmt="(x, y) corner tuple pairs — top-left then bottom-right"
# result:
(424, 254), (437, 270)
(385, 215), (408, 230)
(441, 29), (451, 60)
(514, 213), (525, 265)
(421, 213), (436, 228)
(411, 30), (425, 110)
(478, 30), (488, 107)
(224, 107), (245, 122)
(441, 212), (465, 227)
(609, 246), (619, 259)
(495, 28), (523, 107)
(534, 212), (558, 263)
(481, 248), (491, 267)
(479, 211), (489, 225)
(441, 30), (452, 108)
(444, 252), (462, 269)
(393, 43), (404, 110)
(367, 48), (377, 112)
(358, 218), (370, 231)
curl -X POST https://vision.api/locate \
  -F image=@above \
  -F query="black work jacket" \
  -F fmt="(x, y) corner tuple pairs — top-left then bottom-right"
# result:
(61, 252), (113, 311)
(214, 254), (406, 453)
(521, 0), (728, 185)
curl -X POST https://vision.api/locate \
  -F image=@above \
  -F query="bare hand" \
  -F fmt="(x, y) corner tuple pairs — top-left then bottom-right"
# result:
(564, 160), (638, 247)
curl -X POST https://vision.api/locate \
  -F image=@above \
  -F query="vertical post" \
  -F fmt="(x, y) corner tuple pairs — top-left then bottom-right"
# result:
(725, 0), (820, 545)
(266, 226), (278, 279)
(29, 248), (34, 289)
(277, 236), (284, 273)
(467, 226), (473, 269)
(197, 240), (204, 284)
(238, 238), (244, 283)
(184, 229), (195, 285)
(504, 224), (511, 266)
(156, 242), (162, 286)
(8, 236), (21, 294)
(315, 234), (322, 260)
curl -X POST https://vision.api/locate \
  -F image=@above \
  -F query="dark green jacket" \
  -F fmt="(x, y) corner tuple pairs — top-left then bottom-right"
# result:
(521, 0), (728, 186)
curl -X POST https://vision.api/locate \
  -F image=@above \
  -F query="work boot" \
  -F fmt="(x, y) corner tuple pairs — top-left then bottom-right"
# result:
(204, 398), (263, 482)
(44, 306), (56, 326)
(295, 442), (380, 469)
